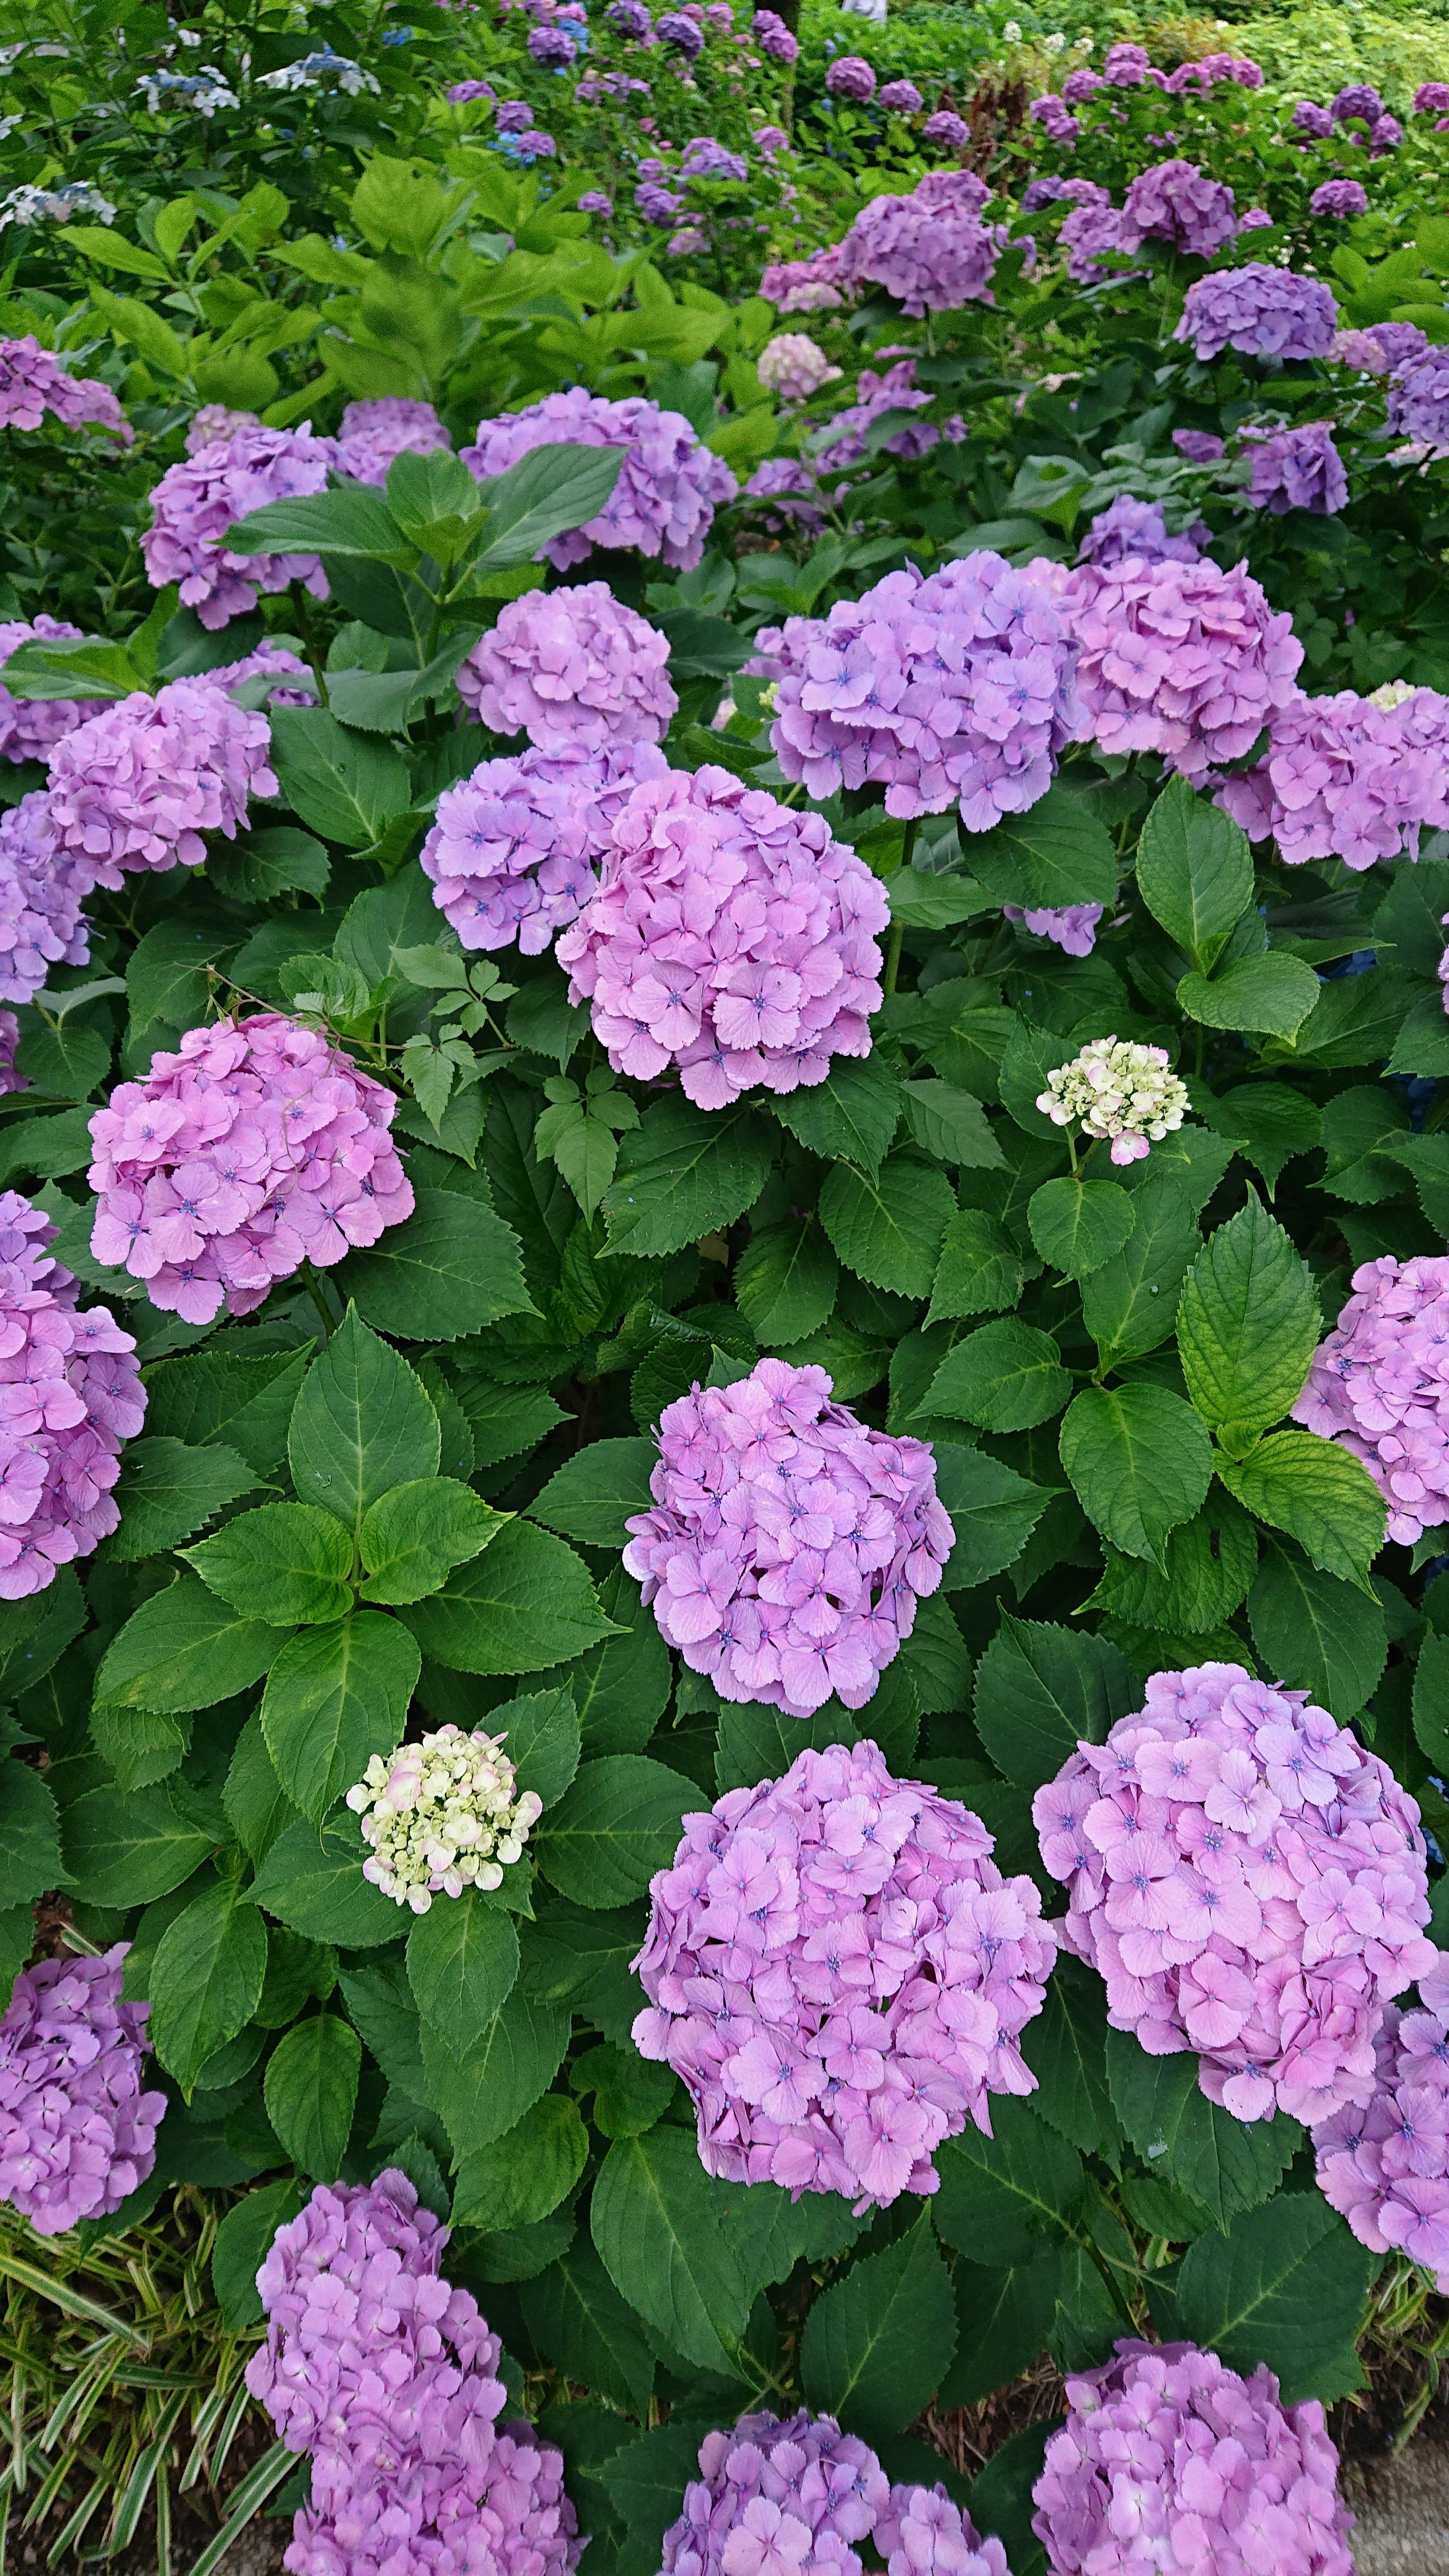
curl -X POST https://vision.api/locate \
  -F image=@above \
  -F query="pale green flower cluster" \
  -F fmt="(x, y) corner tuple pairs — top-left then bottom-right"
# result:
(346, 1724), (543, 1914)
(1037, 1033), (1190, 1166)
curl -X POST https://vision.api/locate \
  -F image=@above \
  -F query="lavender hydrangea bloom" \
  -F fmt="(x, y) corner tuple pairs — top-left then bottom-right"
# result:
(0, 1945), (165, 2232)
(1077, 495), (1201, 566)
(1063, 554), (1302, 782)
(826, 56), (875, 103)
(638, 181), (685, 225)
(0, 337), (132, 442)
(1334, 82), (1385, 124)
(45, 681), (277, 886)
(203, 639), (317, 709)
(528, 21), (578, 61)
(185, 404), (258, 455)
(819, 359), (940, 464)
(0, 616), (107, 765)
(0, 1013), (22, 1098)
(495, 98), (534, 131)
(681, 136), (748, 182)
(923, 109), (969, 152)
(1215, 686), (1449, 869)
(1029, 95), (1080, 146)
(421, 740), (668, 953)
(759, 245), (846, 312)
(463, 389), (737, 571)
(878, 81), (923, 114)
(578, 189), (614, 215)
(1415, 83), (1449, 113)
(1058, 180), (1134, 283)
(762, 551), (1081, 829)
(1003, 901), (1103, 956)
(1021, 176), (1069, 212)
(634, 1734), (1054, 2201)
(0, 791), (93, 1002)
(1334, 321), (1429, 374)
(1174, 263), (1338, 361)
(1034, 1661), (1434, 2125)
(1292, 99), (1336, 138)
(1032, 2340), (1354, 2576)
(87, 1013), (414, 1324)
(1313, 1952), (1449, 2287)
(1172, 428), (1225, 462)
(1103, 42), (1150, 85)
(1386, 344), (1449, 446)
(743, 457), (829, 533)
(837, 169), (998, 316)
(447, 77), (496, 103)
(332, 396), (450, 486)
(1120, 157), (1237, 257)
(606, 0), (651, 33)
(1294, 1254), (1449, 1541)
(514, 129), (557, 159)
(1062, 68), (1103, 106)
(875, 2484), (1008, 2576)
(753, 10), (798, 62)
(557, 766), (888, 1105)
(455, 582), (677, 751)
(1312, 179), (1368, 218)
(0, 1193), (146, 1597)
(658, 9), (704, 55)
(661, 2413), (891, 2576)
(1243, 419), (1348, 515)
(1371, 114), (1404, 152)
(141, 421), (336, 629)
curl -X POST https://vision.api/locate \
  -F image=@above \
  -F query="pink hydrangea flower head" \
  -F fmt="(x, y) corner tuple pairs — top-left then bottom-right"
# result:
(0, 1944), (165, 2232)
(1386, 345), (1449, 447)
(1103, 42), (1150, 85)
(1241, 419), (1348, 516)
(1175, 263), (1339, 361)
(1077, 496), (1201, 567)
(826, 56), (875, 103)
(333, 397), (451, 486)
(140, 421), (337, 629)
(1333, 321), (1428, 375)
(0, 1190), (146, 1596)
(837, 171), (1000, 316)
(760, 244), (846, 313)
(1058, 182), (1135, 283)
(1216, 686), (1449, 869)
(754, 11), (798, 63)
(462, 389), (737, 572)
(874, 2485), (1008, 2576)
(817, 359), (941, 466)
(1312, 180), (1369, 219)
(87, 1012), (414, 1324)
(634, 1735), (1054, 2205)
(1035, 1659), (1435, 2125)
(0, 617), (108, 764)
(421, 739), (668, 953)
(1062, 69), (1104, 107)
(185, 404), (258, 455)
(756, 335), (842, 404)
(1312, 1950), (1449, 2284)
(0, 790), (94, 1002)
(1003, 902), (1102, 957)
(45, 681), (277, 885)
(1032, 2339), (1354, 2576)
(1061, 553), (1301, 783)
(761, 551), (1081, 829)
(1293, 1254), (1449, 1539)
(1030, 95), (1081, 148)
(923, 109), (969, 154)
(663, 2428), (1006, 2576)
(455, 582), (677, 751)
(557, 766), (889, 1104)
(0, 338), (132, 442)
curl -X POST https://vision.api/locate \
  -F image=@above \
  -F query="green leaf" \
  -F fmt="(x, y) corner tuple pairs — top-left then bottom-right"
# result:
(1058, 1386), (1213, 1566)
(464, 1381), (569, 1473)
(1084, 1500), (1257, 1635)
(0, 1569), (84, 1699)
(452, 2093), (589, 2232)
(767, 1058), (902, 1175)
(421, 1990), (571, 2159)
(885, 873), (991, 931)
(1177, 953), (1323, 1040)
(228, 486), (411, 561)
(263, 2015), (361, 2180)
(144, 1344), (313, 1476)
(520, 2239), (655, 2418)
(490, 1688), (582, 1807)
(149, 1879), (269, 2096)
(591, 2127), (751, 2375)
(468, 442), (627, 576)
(95, 1576), (278, 1715)
(734, 1222), (838, 1347)
(818, 1155), (956, 1300)
(1197, 1084), (1322, 1193)
(212, 2180), (307, 2328)
(249, 1813), (403, 1950)
(1175, 2196), (1376, 2404)
(968, 2423), (1054, 2576)
(1412, 1627), (1449, 1772)
(925, 1207), (1024, 1325)
(185, 1501), (355, 1626)
(340, 1190), (534, 1340)
(900, 1080), (1006, 1170)
(358, 1478), (503, 1604)
(529, 1438), (657, 1548)
(596, 2421), (725, 2576)
(933, 2099), (1089, 2265)
(1020, 1956), (1122, 2161)
(208, 827), (330, 907)
(1134, 776), (1253, 970)
(940, 2251), (1063, 2408)
(89, 1704), (189, 1795)
(930, 1446), (1053, 1589)
(400, 1521), (611, 1675)
(1080, 1147), (1226, 1370)
(714, 1692), (919, 1794)
(288, 1307), (440, 1537)
(1105, 2033), (1300, 2230)
(973, 1613), (1136, 1789)
(108, 1438), (259, 1563)
(925, 1319), (1070, 1432)
(1247, 1539), (1387, 1720)
(602, 1099), (774, 1258)
(1026, 1177), (1135, 1280)
(568, 1569), (671, 1756)
(0, 1762), (66, 1905)
(1216, 1429), (1386, 1591)
(535, 1755), (694, 1908)
(268, 707), (412, 849)
(261, 1612), (420, 1826)
(968, 783), (1117, 913)
(1177, 1198), (1321, 1445)
(800, 2217), (957, 2444)
(572, 2042), (676, 2141)
(408, 1890), (521, 2050)
(335, 1954), (427, 2098)
(61, 1784), (213, 1906)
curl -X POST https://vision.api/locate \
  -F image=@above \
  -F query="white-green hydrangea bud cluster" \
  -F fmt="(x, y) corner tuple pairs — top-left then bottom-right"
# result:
(1037, 1033), (1189, 1167)
(346, 1723), (544, 1914)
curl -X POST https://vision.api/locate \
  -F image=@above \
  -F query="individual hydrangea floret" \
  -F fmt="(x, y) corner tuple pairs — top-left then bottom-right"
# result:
(347, 1724), (545, 1911)
(1035, 1661), (1435, 2124)
(1172, 428), (1225, 463)
(1242, 419), (1348, 515)
(1312, 1951), (1449, 2288)
(761, 551), (1081, 829)
(0, 1944), (165, 2233)
(923, 109), (969, 152)
(756, 334), (842, 401)
(332, 396), (450, 486)
(1294, 1253), (1449, 1542)
(1334, 82), (1385, 124)
(1061, 553), (1303, 782)
(1386, 344), (1449, 448)
(1032, 2339), (1354, 2576)
(1312, 179), (1369, 219)
(1003, 901), (1102, 957)
(0, 337), (132, 442)
(420, 740), (668, 954)
(45, 681), (276, 886)
(0, 1192), (146, 1597)
(456, 581), (677, 751)
(0, 615), (107, 765)
(1174, 263), (1338, 361)
(1035, 1033), (1187, 1166)
(558, 766), (887, 1106)
(878, 80), (923, 114)
(141, 421), (336, 629)
(462, 388), (737, 571)
(87, 1013), (414, 1324)
(1215, 686), (1449, 870)
(1077, 495), (1201, 566)
(0, 791), (94, 1002)
(635, 1734), (1053, 2202)
(836, 170), (1000, 316)
(826, 55), (875, 102)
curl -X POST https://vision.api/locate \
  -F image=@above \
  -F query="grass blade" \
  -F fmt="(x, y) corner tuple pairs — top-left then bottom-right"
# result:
(0, 2253), (147, 2345)
(186, 2440), (293, 2576)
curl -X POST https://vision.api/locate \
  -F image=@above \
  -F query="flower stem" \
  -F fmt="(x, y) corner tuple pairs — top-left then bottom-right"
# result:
(301, 1260), (336, 1340)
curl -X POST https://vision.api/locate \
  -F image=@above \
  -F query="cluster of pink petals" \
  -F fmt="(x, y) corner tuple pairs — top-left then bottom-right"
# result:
(1332, 321), (1428, 374)
(0, 337), (132, 442)
(186, 404), (258, 455)
(760, 551), (1081, 829)
(1003, 902), (1102, 957)
(248, 2170), (581, 2576)
(45, 680), (276, 884)
(1077, 497), (1201, 567)
(0, 616), (107, 764)
(1386, 344), (1449, 448)
(0, 1944), (165, 2234)
(1174, 264), (1340, 362)
(634, 1736), (1053, 2206)
(456, 581), (677, 751)
(461, 388), (737, 571)
(1294, 1255), (1449, 1543)
(0, 1011), (22, 1097)
(1312, 1952), (1449, 2288)
(87, 1013), (414, 1325)
(0, 1191), (146, 1597)
(1215, 686), (1449, 870)
(820, 360), (960, 468)
(333, 397), (451, 486)
(558, 766), (887, 1107)
(1030, 94), (1081, 147)
(0, 790), (94, 1003)
(1061, 553), (1301, 784)
(835, 169), (998, 316)
(1057, 181), (1138, 285)
(1035, 1661), (1434, 2126)
(205, 639), (318, 707)
(1241, 420), (1348, 516)
(1164, 52), (1264, 91)
(663, 2415), (1006, 2576)
(1121, 158), (1237, 256)
(759, 244), (847, 312)
(421, 740), (668, 953)
(1032, 2339), (1353, 2576)
(141, 421), (336, 629)
(624, 1358), (954, 1719)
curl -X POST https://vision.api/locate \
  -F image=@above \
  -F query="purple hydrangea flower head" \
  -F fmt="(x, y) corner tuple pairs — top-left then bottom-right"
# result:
(756, 335), (841, 403)
(495, 98), (535, 131)
(0, 338), (132, 443)
(606, 0), (651, 33)
(1294, 1253), (1449, 1540)
(753, 11), (798, 62)
(1121, 158), (1236, 257)
(837, 169), (998, 316)
(463, 389), (737, 571)
(1058, 182), (1134, 283)
(141, 421), (336, 629)
(1004, 902), (1102, 956)
(203, 639), (317, 709)
(45, 681), (276, 886)
(1313, 1951), (1449, 2285)
(1216, 686), (1449, 870)
(1174, 261), (1338, 361)
(682, 136), (748, 182)
(1386, 344), (1449, 446)
(0, 1193), (146, 1596)
(0, 791), (93, 1002)
(421, 740), (668, 954)
(875, 2485), (1008, 2576)
(333, 397), (450, 487)
(1063, 554), (1302, 782)
(578, 189), (614, 215)
(1312, 179), (1368, 218)
(1029, 96), (1080, 146)
(923, 109), (969, 153)
(743, 457), (829, 534)
(1334, 83), (1385, 125)
(1077, 496), (1201, 566)
(878, 81), (923, 114)
(1334, 320), (1429, 374)
(1292, 99), (1335, 138)
(1238, 208), (1273, 231)
(87, 1013), (414, 1324)
(634, 1733), (1054, 2202)
(1062, 68), (1103, 106)
(658, 10), (704, 55)
(0, 616), (108, 765)
(638, 181), (685, 225)
(826, 56), (875, 103)
(514, 129), (558, 159)
(1242, 418), (1348, 516)
(185, 404), (258, 455)
(0, 1013), (21, 1098)
(1371, 114), (1404, 153)
(557, 766), (888, 1104)
(1172, 428), (1225, 462)
(1032, 2340), (1354, 2576)
(1035, 1660), (1435, 2125)
(754, 125), (787, 157)
(661, 2413), (890, 2576)
(447, 77), (496, 103)
(456, 581), (676, 752)
(1415, 83), (1449, 114)
(1103, 43), (1150, 86)
(528, 20), (578, 60)
(1022, 176), (1069, 212)
(759, 245), (846, 312)
(0, 1945), (165, 2231)
(818, 359), (940, 465)
(763, 551), (1081, 828)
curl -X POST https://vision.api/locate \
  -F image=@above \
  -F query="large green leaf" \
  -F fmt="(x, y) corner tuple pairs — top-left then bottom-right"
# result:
(407, 1889), (520, 2051)
(358, 1479), (503, 1604)
(421, 1991), (571, 2159)
(973, 1614), (1136, 1790)
(1246, 1540), (1387, 1719)
(0, 1761), (67, 1906)
(591, 2127), (751, 2375)
(940, 2251), (1063, 2408)
(185, 1501), (355, 1627)
(1216, 1430), (1386, 1591)
(925, 1320), (1070, 1432)
(1134, 775), (1252, 971)
(535, 1756), (694, 1908)
(400, 1521), (611, 1675)
(818, 1155), (955, 1300)
(1058, 1385), (1213, 1566)
(263, 2015), (361, 2180)
(799, 2218), (957, 2444)
(268, 707), (412, 849)
(227, 484), (411, 560)
(967, 783), (1117, 912)
(520, 2239), (655, 2417)
(930, 1446), (1052, 1589)
(108, 1438), (259, 1563)
(149, 1879), (269, 2096)
(487, 1688), (582, 1808)
(601, 1099), (774, 1258)
(452, 2093), (589, 2233)
(288, 1308), (440, 1537)
(1026, 1178), (1134, 1281)
(1175, 2196), (1377, 2403)
(261, 1612), (420, 1825)
(1105, 2033), (1300, 2231)
(926, 1207), (1024, 1324)
(932, 2100), (1090, 2265)
(734, 1222), (839, 1348)
(94, 1576), (278, 1714)
(62, 1784), (213, 1907)
(528, 1439), (657, 1549)
(1020, 1956), (1122, 2162)
(1176, 953), (1321, 1040)
(1177, 1198), (1321, 1446)
(768, 1058), (902, 1175)
(248, 1813), (402, 1949)
(143, 1344), (313, 1475)
(339, 1192), (534, 1341)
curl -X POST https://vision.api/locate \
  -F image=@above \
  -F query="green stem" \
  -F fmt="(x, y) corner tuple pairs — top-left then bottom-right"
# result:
(300, 1261), (336, 1341)
(883, 920), (904, 997)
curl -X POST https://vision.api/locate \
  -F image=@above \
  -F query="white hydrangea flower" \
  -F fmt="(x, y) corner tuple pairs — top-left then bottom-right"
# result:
(1368, 679), (1417, 709)
(257, 47), (380, 94)
(1036, 1033), (1189, 1167)
(135, 66), (238, 114)
(756, 332), (843, 402)
(347, 1724), (544, 1913)
(1042, 31), (1067, 54)
(0, 180), (115, 228)
(1003, 20), (1024, 43)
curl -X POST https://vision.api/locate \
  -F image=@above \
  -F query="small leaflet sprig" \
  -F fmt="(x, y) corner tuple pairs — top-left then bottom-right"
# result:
(392, 941), (517, 1139)
(533, 1066), (639, 1222)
